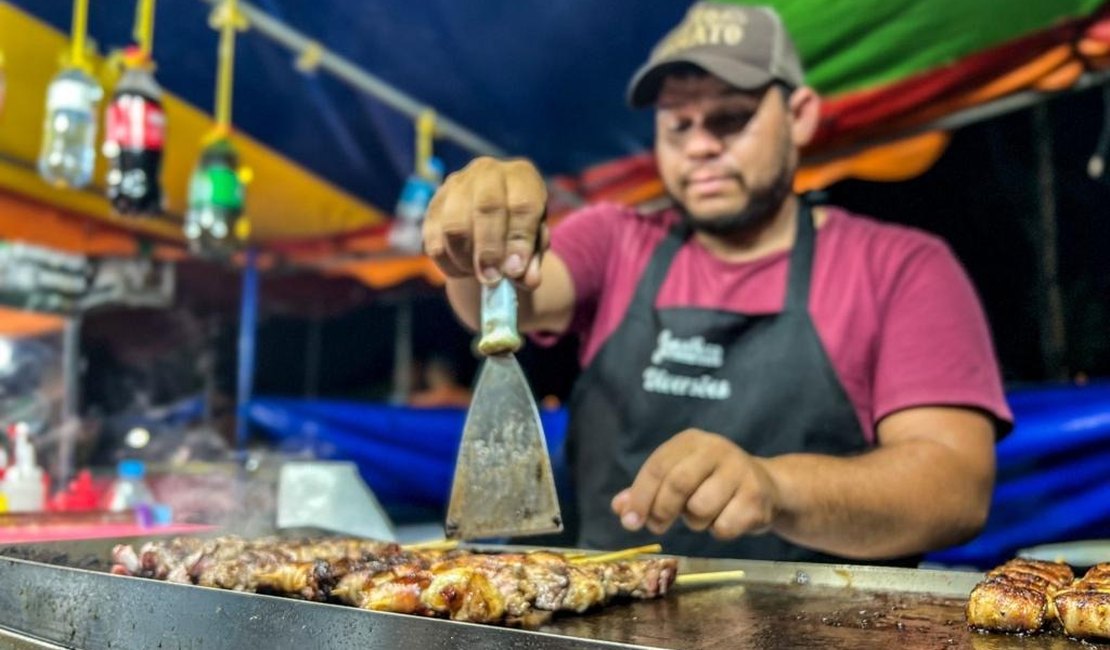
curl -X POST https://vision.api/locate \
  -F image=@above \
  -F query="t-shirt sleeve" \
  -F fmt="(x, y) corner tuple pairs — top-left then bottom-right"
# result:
(872, 238), (1013, 434)
(532, 203), (624, 343)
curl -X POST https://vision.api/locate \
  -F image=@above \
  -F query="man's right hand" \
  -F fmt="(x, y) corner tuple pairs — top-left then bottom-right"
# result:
(423, 156), (549, 289)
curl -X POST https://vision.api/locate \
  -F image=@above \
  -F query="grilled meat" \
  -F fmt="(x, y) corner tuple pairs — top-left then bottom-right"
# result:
(1054, 563), (1110, 640)
(329, 550), (677, 622)
(966, 578), (1050, 633)
(110, 537), (678, 628)
(988, 559), (1074, 590)
(967, 559), (1073, 633)
(138, 539), (673, 624)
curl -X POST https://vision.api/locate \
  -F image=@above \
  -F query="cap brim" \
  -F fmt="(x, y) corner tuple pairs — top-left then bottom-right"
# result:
(626, 50), (776, 108)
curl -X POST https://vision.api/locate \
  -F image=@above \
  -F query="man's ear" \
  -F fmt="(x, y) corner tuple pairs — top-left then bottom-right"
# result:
(788, 86), (821, 148)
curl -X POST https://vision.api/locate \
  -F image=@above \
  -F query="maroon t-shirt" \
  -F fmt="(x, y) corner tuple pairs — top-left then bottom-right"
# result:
(540, 202), (1012, 443)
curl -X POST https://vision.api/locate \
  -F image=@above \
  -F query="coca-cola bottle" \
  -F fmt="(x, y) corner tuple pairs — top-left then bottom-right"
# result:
(103, 49), (165, 216)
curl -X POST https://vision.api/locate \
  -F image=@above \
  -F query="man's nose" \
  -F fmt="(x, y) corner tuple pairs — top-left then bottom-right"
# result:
(683, 123), (726, 159)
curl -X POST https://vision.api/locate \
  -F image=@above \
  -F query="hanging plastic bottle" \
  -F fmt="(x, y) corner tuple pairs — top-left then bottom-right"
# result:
(104, 48), (165, 216)
(105, 459), (155, 513)
(184, 138), (245, 257)
(38, 67), (103, 189)
(389, 156), (444, 253)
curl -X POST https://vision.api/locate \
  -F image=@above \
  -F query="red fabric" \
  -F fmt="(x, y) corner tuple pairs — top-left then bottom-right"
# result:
(541, 203), (1012, 442)
(810, 10), (1101, 148)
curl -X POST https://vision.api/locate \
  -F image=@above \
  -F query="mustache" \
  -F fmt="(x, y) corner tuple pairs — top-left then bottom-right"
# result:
(679, 169), (745, 187)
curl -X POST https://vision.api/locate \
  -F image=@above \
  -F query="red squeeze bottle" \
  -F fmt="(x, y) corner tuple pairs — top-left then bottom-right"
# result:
(52, 470), (100, 512)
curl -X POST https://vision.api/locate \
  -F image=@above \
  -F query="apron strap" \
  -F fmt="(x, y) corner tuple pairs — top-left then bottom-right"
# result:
(634, 199), (817, 314)
(783, 199), (816, 313)
(627, 220), (689, 315)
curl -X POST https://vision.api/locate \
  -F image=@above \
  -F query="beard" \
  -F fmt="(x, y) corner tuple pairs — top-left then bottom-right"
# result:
(674, 165), (794, 237)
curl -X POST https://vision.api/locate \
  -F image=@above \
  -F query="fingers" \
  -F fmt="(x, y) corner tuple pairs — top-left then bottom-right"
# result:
(421, 156), (547, 286)
(615, 431), (777, 541)
(470, 169), (508, 283)
(610, 488), (631, 518)
(645, 454), (718, 535)
(709, 468), (776, 540)
(514, 223), (548, 291)
(423, 180), (468, 278)
(709, 491), (771, 540)
(503, 160), (547, 281)
(440, 185), (474, 277)
(618, 437), (687, 532)
(682, 472), (738, 532)
(619, 430), (718, 535)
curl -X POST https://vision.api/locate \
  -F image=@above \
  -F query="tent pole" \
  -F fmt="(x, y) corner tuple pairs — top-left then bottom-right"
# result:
(1031, 103), (1068, 381)
(236, 249), (260, 450)
(391, 297), (413, 405)
(55, 315), (82, 486)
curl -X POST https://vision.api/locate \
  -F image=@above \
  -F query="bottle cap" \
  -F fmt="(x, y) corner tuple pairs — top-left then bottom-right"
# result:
(118, 458), (146, 480)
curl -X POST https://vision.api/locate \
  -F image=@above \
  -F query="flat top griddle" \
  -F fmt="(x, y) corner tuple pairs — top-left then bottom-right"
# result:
(0, 538), (1092, 649)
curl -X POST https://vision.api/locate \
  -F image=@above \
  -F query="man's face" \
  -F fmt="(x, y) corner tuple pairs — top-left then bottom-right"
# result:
(654, 75), (796, 235)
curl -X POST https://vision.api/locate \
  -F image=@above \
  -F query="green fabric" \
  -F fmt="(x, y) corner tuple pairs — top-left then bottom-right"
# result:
(737, 0), (1107, 95)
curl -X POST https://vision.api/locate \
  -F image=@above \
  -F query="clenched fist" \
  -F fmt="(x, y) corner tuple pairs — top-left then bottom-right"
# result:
(611, 429), (782, 540)
(423, 156), (549, 288)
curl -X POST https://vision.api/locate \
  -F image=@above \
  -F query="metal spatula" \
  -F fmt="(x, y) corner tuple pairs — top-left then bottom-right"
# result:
(445, 279), (563, 540)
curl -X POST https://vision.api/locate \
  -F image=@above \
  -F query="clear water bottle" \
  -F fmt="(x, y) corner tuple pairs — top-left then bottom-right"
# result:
(106, 459), (155, 513)
(38, 67), (103, 189)
(389, 157), (444, 253)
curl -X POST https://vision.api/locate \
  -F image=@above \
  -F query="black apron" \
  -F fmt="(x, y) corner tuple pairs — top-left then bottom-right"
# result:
(563, 201), (904, 564)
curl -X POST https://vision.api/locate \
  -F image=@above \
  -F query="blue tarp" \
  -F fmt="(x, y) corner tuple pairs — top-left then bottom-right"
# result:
(249, 382), (1110, 567)
(248, 397), (568, 516)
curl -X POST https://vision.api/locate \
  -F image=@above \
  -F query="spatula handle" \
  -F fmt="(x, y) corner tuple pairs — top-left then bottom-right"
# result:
(478, 279), (522, 355)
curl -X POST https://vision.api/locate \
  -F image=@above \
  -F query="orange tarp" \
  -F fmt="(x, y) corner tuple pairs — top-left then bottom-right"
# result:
(0, 307), (64, 338)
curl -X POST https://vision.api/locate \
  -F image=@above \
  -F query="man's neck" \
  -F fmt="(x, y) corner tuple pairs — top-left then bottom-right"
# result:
(693, 194), (800, 263)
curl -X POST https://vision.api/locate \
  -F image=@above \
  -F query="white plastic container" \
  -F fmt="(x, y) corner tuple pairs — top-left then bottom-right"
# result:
(3, 425), (45, 512)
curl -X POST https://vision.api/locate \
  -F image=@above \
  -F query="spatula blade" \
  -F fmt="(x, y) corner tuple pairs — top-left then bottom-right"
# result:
(445, 354), (563, 540)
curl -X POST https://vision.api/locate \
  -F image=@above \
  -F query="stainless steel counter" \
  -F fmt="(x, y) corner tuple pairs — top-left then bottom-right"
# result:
(0, 539), (1087, 649)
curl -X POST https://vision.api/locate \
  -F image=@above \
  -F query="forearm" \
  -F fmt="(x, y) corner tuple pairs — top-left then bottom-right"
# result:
(763, 439), (993, 559)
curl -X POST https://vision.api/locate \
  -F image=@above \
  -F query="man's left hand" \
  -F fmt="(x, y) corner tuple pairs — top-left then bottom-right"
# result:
(610, 429), (781, 540)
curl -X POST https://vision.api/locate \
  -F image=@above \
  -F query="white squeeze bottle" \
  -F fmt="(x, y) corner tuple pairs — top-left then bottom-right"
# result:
(3, 425), (45, 512)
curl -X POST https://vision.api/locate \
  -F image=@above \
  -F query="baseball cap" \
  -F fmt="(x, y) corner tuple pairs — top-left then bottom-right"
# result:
(627, 2), (805, 108)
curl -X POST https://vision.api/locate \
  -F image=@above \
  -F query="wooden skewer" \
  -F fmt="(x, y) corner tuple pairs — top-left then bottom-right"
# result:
(402, 539), (460, 552)
(674, 569), (747, 586)
(571, 544), (663, 564)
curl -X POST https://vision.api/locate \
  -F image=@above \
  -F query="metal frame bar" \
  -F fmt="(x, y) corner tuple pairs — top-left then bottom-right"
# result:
(200, 0), (507, 159)
(235, 248), (260, 450)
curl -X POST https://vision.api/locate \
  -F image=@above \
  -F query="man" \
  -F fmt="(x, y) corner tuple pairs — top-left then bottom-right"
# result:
(422, 2), (1011, 564)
